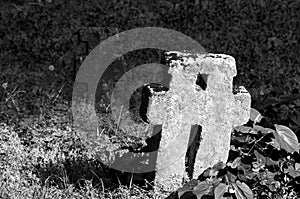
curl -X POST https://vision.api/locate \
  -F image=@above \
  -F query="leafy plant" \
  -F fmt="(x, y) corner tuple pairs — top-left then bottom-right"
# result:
(175, 162), (254, 199)
(170, 108), (300, 199)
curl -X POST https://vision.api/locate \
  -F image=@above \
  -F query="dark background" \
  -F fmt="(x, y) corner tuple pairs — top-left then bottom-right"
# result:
(0, 0), (299, 120)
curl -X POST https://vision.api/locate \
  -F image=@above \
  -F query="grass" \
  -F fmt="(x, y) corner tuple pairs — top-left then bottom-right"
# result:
(0, 114), (171, 199)
(0, 0), (299, 198)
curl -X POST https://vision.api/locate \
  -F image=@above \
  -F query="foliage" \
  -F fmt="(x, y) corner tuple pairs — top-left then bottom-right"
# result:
(170, 108), (300, 199)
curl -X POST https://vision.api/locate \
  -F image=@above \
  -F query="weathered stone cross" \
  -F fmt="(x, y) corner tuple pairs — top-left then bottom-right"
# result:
(147, 51), (251, 187)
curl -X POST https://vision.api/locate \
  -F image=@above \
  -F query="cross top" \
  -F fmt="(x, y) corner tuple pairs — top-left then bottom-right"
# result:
(148, 52), (240, 125)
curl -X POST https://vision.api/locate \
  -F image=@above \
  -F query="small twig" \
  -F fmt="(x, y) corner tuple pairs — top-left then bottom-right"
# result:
(117, 105), (124, 128)
(90, 169), (104, 192)
(97, 127), (105, 137)
(6, 89), (25, 101)
(129, 173), (133, 189)
(105, 103), (111, 112)
(4, 86), (25, 115)
(12, 4), (22, 12)
(49, 80), (57, 91)
(100, 178), (105, 195)
(52, 82), (65, 103)
(247, 133), (269, 155)
(27, 2), (46, 7)
(5, 86), (18, 102)
(116, 174), (121, 186)
(11, 98), (20, 113)
(144, 179), (154, 189)
(39, 105), (44, 120)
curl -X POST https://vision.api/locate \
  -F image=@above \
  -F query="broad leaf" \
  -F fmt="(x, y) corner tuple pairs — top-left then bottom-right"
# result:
(234, 126), (256, 134)
(214, 183), (228, 199)
(227, 171), (238, 183)
(253, 125), (274, 135)
(254, 150), (279, 166)
(250, 108), (263, 124)
(284, 164), (300, 178)
(178, 179), (199, 197)
(231, 134), (251, 143)
(192, 181), (213, 198)
(270, 138), (281, 150)
(273, 124), (300, 153)
(212, 162), (226, 171)
(232, 181), (254, 199)
(296, 163), (300, 170)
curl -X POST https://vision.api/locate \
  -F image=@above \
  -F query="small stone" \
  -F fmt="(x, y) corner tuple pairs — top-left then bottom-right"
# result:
(2, 82), (8, 89)
(49, 65), (55, 71)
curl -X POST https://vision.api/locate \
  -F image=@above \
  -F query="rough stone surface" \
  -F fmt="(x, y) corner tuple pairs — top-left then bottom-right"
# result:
(147, 51), (251, 187)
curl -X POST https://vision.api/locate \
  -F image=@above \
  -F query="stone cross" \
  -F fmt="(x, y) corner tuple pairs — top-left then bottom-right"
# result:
(147, 51), (251, 187)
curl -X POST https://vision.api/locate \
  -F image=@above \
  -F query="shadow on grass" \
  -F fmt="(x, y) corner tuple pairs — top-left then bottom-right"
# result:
(34, 155), (157, 192)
